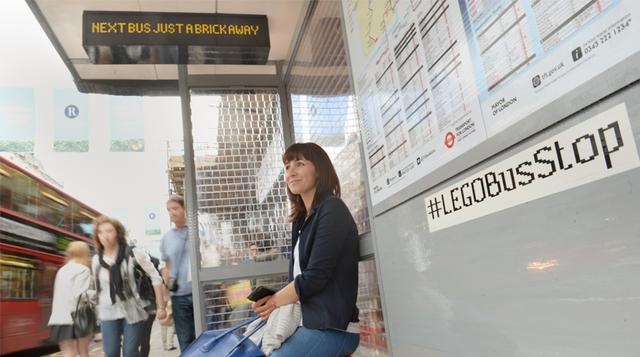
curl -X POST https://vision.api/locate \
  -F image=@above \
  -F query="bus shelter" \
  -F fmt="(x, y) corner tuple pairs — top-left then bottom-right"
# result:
(26, 0), (386, 353)
(27, 0), (640, 356)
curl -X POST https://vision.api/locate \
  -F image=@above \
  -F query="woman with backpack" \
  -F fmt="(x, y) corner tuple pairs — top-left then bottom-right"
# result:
(91, 215), (166, 357)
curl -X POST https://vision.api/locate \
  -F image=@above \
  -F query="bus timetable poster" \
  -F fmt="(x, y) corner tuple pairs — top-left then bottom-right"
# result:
(341, 0), (639, 205)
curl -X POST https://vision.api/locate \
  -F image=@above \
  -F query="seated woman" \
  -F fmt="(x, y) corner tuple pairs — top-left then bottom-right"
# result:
(252, 142), (360, 357)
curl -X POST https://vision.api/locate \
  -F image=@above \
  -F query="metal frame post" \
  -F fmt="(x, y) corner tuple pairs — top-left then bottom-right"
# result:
(337, 4), (395, 355)
(178, 50), (206, 335)
(277, 61), (296, 147)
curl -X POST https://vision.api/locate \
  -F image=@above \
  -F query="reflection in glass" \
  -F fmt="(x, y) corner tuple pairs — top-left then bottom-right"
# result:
(203, 274), (288, 330)
(182, 90), (291, 268)
(527, 259), (558, 271)
(354, 259), (389, 356)
(287, 0), (370, 234)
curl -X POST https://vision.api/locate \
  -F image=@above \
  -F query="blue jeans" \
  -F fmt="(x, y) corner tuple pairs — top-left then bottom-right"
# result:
(101, 319), (144, 357)
(172, 294), (196, 352)
(270, 326), (359, 357)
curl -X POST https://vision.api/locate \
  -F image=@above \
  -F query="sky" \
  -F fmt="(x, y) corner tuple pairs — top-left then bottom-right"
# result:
(0, 1), (189, 256)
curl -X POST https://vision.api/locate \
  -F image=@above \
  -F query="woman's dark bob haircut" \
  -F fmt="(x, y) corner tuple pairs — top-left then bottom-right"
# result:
(282, 142), (340, 222)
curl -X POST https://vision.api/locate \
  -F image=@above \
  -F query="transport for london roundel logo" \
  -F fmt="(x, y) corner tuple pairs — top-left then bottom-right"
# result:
(444, 132), (455, 149)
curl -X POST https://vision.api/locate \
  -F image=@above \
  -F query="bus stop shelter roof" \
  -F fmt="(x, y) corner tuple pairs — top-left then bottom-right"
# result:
(27, 0), (310, 95)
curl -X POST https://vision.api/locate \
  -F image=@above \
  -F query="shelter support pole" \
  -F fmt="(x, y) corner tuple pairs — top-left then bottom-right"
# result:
(277, 61), (295, 147)
(178, 48), (206, 335)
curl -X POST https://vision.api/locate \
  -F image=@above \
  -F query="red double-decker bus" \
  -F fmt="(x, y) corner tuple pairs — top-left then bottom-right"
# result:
(0, 155), (102, 355)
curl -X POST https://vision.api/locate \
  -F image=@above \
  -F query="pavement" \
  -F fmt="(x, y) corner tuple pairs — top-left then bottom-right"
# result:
(41, 322), (388, 357)
(46, 320), (180, 357)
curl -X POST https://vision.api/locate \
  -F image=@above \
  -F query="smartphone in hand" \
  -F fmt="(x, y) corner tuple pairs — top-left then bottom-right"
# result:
(246, 286), (276, 302)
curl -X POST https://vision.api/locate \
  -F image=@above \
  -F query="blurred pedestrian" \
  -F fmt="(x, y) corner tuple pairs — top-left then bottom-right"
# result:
(160, 195), (195, 352)
(92, 216), (166, 357)
(138, 254), (161, 357)
(48, 241), (93, 357)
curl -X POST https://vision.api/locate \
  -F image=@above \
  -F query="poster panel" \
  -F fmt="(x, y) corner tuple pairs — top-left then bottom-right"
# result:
(0, 88), (36, 152)
(144, 206), (161, 235)
(109, 96), (144, 152)
(341, 0), (640, 205)
(424, 103), (640, 232)
(53, 89), (89, 152)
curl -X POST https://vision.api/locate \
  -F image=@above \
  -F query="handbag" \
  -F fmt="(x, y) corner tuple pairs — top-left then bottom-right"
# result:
(133, 260), (155, 302)
(128, 247), (156, 304)
(181, 316), (266, 357)
(72, 292), (96, 337)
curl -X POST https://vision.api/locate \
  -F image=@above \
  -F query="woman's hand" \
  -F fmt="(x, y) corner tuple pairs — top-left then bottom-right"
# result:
(252, 295), (278, 320)
(156, 307), (167, 320)
(153, 284), (167, 321)
(251, 283), (298, 320)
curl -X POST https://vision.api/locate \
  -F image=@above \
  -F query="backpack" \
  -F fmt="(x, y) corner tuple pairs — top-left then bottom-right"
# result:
(128, 247), (159, 307)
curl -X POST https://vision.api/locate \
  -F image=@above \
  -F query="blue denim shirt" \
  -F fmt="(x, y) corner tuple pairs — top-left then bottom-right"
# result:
(289, 196), (360, 330)
(160, 226), (192, 296)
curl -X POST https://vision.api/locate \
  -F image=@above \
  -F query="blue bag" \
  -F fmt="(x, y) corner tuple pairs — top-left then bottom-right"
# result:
(181, 316), (266, 357)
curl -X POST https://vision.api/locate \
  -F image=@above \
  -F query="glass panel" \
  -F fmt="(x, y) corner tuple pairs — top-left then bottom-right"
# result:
(354, 259), (389, 356)
(70, 203), (94, 237)
(185, 90), (291, 268)
(38, 261), (57, 299)
(1, 160), (97, 237)
(286, 1), (388, 353)
(37, 185), (70, 230)
(0, 253), (38, 300)
(203, 274), (288, 330)
(288, 0), (371, 234)
(0, 163), (38, 218)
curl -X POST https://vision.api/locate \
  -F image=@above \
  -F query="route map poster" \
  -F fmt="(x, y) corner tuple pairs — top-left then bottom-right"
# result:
(341, 0), (639, 205)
